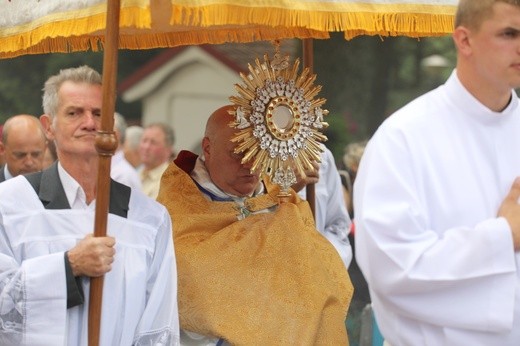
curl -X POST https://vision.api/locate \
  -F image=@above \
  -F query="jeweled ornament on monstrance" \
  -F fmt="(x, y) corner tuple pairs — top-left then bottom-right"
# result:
(229, 40), (329, 199)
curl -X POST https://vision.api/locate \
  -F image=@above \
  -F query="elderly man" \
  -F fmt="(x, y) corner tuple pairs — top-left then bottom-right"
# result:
(0, 66), (179, 345)
(158, 105), (352, 345)
(123, 125), (143, 169)
(111, 112), (141, 190)
(139, 123), (174, 199)
(0, 114), (47, 182)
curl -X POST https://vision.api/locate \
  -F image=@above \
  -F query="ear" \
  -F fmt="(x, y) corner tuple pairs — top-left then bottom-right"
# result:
(453, 26), (472, 57)
(0, 141), (5, 156)
(202, 136), (210, 159)
(40, 114), (55, 140)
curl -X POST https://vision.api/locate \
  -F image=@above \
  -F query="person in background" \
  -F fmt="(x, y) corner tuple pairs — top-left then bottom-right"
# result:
(0, 114), (47, 182)
(124, 125), (143, 169)
(0, 65), (179, 345)
(42, 138), (58, 169)
(343, 140), (368, 218)
(355, 1), (520, 344)
(292, 145), (353, 269)
(111, 112), (141, 190)
(157, 105), (352, 345)
(139, 123), (174, 199)
(341, 139), (371, 345)
(0, 125), (4, 167)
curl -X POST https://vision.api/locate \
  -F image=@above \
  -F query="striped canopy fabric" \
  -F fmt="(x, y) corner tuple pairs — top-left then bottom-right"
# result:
(0, 0), (457, 58)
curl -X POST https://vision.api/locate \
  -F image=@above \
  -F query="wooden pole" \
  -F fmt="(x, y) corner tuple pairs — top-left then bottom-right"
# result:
(88, 0), (120, 345)
(302, 38), (316, 219)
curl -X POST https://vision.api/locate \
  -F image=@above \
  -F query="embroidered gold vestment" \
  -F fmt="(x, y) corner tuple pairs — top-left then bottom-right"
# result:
(157, 152), (353, 345)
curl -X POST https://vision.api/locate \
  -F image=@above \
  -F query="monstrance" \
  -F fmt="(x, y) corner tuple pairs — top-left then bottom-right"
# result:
(229, 41), (329, 200)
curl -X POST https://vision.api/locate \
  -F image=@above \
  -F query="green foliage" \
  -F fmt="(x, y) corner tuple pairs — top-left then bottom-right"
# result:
(0, 54), (47, 122)
(323, 112), (350, 166)
(302, 33), (455, 161)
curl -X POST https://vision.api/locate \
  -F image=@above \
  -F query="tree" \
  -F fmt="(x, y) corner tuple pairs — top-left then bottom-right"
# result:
(310, 34), (454, 162)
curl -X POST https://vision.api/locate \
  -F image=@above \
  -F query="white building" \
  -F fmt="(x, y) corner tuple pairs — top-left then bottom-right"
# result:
(118, 41), (298, 154)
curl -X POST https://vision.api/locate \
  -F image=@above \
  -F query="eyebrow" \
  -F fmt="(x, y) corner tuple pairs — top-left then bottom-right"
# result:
(500, 26), (520, 33)
(13, 149), (44, 153)
(63, 106), (101, 113)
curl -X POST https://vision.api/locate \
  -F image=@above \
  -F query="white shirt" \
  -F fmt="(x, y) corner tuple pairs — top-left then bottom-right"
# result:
(111, 150), (142, 190)
(0, 169), (180, 345)
(140, 161), (169, 199)
(58, 162), (92, 210)
(3, 164), (14, 180)
(298, 146), (353, 269)
(354, 71), (520, 345)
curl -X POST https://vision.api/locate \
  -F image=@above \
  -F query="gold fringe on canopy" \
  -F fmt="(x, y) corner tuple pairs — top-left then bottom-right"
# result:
(171, 1), (456, 38)
(0, 0), (457, 59)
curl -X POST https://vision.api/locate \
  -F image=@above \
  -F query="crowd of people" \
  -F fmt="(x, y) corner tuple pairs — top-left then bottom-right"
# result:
(1, 1), (520, 345)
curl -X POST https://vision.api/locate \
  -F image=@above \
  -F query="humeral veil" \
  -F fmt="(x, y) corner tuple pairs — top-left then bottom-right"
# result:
(157, 151), (353, 345)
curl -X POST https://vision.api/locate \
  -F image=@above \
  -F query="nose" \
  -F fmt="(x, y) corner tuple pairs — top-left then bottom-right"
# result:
(83, 112), (98, 130)
(241, 157), (253, 169)
(23, 154), (36, 167)
(139, 140), (150, 151)
(242, 160), (258, 175)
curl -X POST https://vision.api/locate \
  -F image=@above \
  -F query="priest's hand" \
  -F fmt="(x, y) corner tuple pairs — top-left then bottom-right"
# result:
(291, 161), (320, 193)
(67, 234), (116, 277)
(498, 177), (520, 251)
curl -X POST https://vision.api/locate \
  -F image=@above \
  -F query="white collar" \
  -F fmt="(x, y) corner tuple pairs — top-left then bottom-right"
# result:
(57, 162), (90, 209)
(3, 165), (14, 180)
(190, 156), (264, 202)
(446, 70), (519, 123)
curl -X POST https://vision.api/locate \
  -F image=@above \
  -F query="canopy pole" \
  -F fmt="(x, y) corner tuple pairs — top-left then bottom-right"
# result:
(88, 0), (120, 345)
(302, 38), (316, 219)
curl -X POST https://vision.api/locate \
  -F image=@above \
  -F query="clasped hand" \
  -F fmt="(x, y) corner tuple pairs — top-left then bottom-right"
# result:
(498, 177), (520, 251)
(67, 233), (116, 277)
(291, 161), (320, 192)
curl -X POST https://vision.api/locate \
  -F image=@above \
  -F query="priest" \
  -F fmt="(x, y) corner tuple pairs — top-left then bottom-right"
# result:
(158, 105), (352, 345)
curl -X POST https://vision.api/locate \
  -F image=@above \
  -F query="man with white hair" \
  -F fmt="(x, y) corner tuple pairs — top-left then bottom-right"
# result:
(124, 125), (143, 169)
(0, 66), (179, 345)
(111, 112), (141, 190)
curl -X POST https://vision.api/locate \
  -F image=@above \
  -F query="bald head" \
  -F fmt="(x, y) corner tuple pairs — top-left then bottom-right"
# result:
(2, 115), (45, 143)
(0, 114), (47, 177)
(202, 105), (260, 197)
(204, 105), (236, 143)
